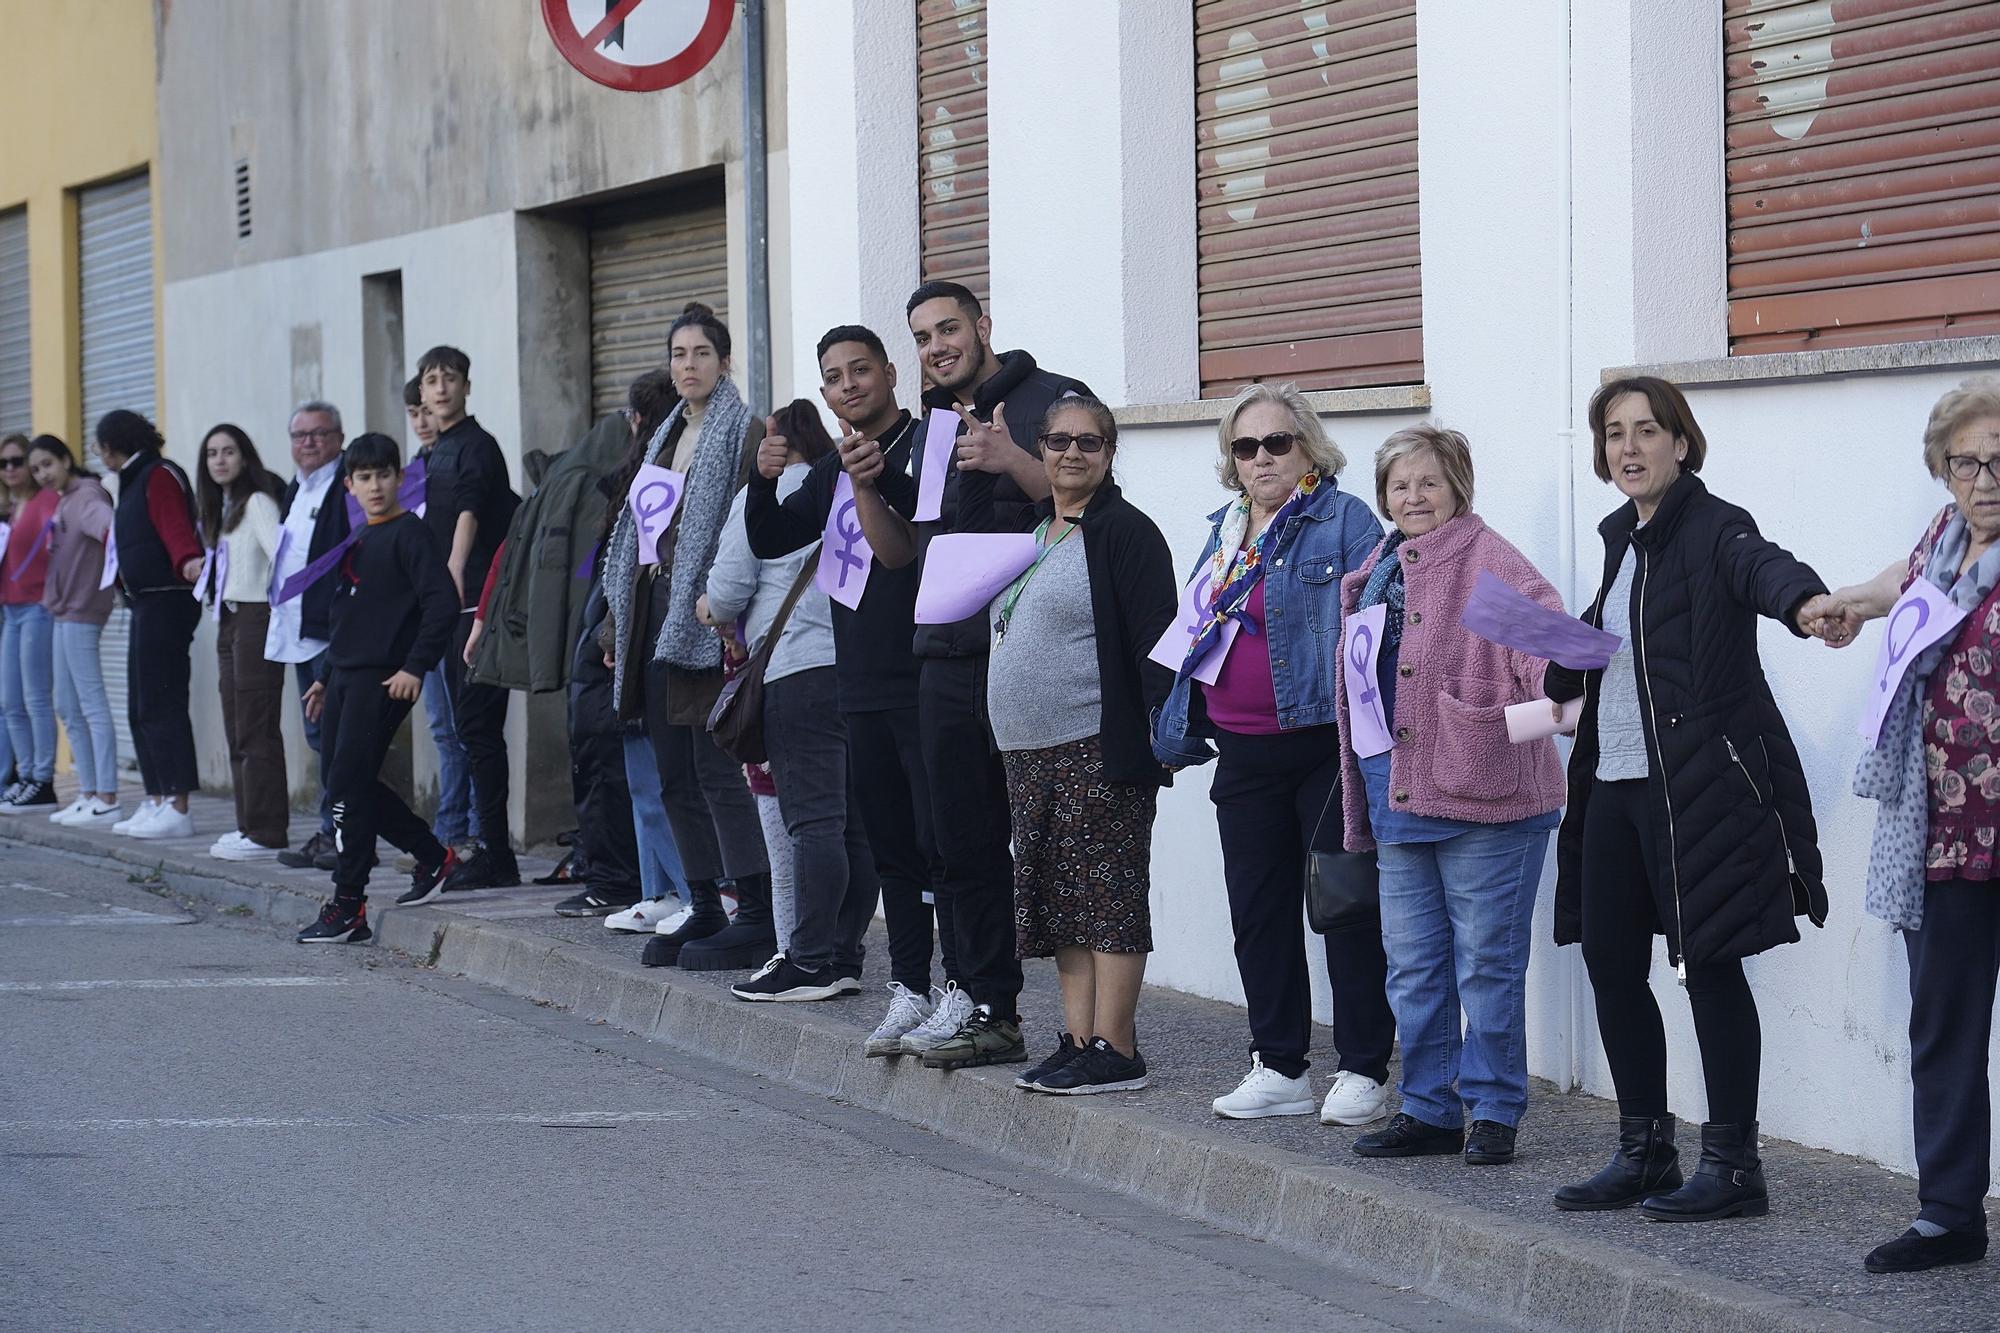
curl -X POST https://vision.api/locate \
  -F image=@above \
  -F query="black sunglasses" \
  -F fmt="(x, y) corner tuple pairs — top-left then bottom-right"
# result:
(1039, 432), (1108, 455)
(1228, 431), (1298, 461)
(0, 456), (24, 469)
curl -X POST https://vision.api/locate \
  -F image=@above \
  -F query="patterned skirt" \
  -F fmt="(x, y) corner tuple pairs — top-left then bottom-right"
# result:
(1001, 735), (1158, 958)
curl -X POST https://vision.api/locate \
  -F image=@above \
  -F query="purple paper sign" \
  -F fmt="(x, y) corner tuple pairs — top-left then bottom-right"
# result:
(191, 548), (217, 604)
(1147, 566), (1241, 686)
(628, 464), (685, 565)
(99, 531), (119, 590)
(1460, 569), (1621, 669)
(914, 532), (1038, 625)
(816, 473), (874, 611)
(914, 409), (956, 523)
(1343, 603), (1394, 757)
(1859, 578), (1968, 746)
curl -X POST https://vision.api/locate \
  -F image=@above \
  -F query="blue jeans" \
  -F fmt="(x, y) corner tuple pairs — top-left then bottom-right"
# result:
(1, 603), (56, 784)
(1376, 822), (1550, 1129)
(623, 732), (684, 902)
(422, 662), (476, 844)
(52, 620), (117, 795)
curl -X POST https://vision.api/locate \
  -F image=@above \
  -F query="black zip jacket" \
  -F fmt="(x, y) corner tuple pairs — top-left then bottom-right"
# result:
(956, 472), (1178, 787)
(327, 512), (459, 677)
(1544, 472), (1830, 967)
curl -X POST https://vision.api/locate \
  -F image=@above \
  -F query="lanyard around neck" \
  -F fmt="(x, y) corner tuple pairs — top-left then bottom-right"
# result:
(994, 516), (1078, 644)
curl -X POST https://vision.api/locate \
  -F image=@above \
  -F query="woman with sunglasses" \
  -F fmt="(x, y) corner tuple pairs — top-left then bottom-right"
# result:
(0, 432), (61, 814)
(27, 435), (119, 825)
(1153, 382), (1395, 1126)
(957, 396), (1177, 1093)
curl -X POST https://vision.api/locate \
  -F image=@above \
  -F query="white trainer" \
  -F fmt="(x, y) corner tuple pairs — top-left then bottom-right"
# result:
(212, 837), (281, 862)
(48, 798), (92, 825)
(70, 799), (124, 828)
(864, 982), (935, 1058)
(1212, 1053), (1317, 1119)
(209, 831), (251, 854)
(898, 982), (974, 1055)
(112, 801), (164, 835)
(130, 806), (195, 841)
(1320, 1069), (1390, 1126)
(652, 904), (696, 936)
(605, 898), (682, 933)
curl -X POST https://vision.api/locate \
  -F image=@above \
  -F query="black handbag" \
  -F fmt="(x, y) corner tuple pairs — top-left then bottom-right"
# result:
(706, 553), (820, 765)
(1304, 775), (1379, 933)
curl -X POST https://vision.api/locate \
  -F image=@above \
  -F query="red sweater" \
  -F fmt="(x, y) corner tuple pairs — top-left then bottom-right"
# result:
(148, 465), (204, 580)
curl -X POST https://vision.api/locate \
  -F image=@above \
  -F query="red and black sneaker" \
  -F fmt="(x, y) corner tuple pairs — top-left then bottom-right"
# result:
(395, 847), (460, 907)
(296, 900), (372, 944)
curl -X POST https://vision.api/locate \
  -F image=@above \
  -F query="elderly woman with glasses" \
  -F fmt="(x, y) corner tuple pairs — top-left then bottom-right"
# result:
(1154, 382), (1396, 1128)
(1818, 375), (2000, 1276)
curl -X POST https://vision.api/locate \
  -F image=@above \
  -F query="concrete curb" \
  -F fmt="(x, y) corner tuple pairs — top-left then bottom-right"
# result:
(6, 823), (1887, 1333)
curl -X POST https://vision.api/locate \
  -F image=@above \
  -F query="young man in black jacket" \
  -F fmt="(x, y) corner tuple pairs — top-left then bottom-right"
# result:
(296, 434), (462, 944)
(853, 281), (1092, 1069)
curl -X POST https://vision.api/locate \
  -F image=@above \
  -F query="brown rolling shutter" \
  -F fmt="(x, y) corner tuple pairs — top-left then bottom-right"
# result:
(917, 0), (990, 302)
(1194, 0), (1422, 396)
(1724, 0), (2000, 354)
(587, 180), (729, 417)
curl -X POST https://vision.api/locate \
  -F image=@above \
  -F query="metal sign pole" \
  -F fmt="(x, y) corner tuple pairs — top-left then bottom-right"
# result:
(742, 0), (771, 414)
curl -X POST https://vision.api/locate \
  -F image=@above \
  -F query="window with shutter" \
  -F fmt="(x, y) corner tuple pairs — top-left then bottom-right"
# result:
(1725, 0), (2000, 355)
(918, 0), (989, 303)
(0, 207), (27, 438)
(1194, 0), (1422, 396)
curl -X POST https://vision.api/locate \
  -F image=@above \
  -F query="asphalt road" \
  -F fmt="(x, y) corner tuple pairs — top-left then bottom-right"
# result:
(0, 843), (1489, 1333)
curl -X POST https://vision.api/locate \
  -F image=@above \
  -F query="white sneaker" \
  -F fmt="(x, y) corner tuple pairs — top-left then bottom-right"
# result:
(606, 898), (683, 933)
(209, 831), (251, 854)
(1320, 1069), (1390, 1126)
(129, 806), (195, 840)
(898, 982), (974, 1055)
(652, 904), (696, 936)
(212, 837), (281, 863)
(48, 798), (92, 825)
(865, 982), (936, 1057)
(70, 799), (124, 827)
(1212, 1053), (1317, 1119)
(112, 801), (164, 835)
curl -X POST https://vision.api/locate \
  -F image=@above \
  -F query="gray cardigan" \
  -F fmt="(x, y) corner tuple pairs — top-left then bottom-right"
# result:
(702, 464), (835, 686)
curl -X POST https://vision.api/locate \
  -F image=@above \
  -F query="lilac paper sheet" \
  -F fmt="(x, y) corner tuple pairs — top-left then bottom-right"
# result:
(816, 473), (874, 610)
(99, 531), (119, 590)
(914, 409), (955, 523)
(913, 533), (1038, 624)
(1459, 569), (1620, 670)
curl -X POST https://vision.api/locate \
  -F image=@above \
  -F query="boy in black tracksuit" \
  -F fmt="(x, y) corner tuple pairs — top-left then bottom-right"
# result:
(296, 434), (463, 944)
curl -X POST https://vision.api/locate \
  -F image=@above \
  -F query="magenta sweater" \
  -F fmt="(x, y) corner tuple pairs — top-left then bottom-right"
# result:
(1333, 513), (1567, 851)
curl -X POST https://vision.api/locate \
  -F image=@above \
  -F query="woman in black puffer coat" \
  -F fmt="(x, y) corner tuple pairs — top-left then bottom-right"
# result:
(1544, 377), (1834, 1224)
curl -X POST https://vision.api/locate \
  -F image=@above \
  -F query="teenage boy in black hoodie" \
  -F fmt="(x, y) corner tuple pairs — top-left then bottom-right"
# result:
(295, 434), (462, 944)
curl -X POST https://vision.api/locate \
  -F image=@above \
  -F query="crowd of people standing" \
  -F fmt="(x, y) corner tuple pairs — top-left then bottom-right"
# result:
(2, 280), (1995, 1277)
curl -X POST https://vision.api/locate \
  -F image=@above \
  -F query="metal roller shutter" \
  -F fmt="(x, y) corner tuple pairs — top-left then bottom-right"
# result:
(0, 208), (27, 438)
(1194, 0), (1423, 395)
(918, 0), (990, 302)
(1725, 0), (2000, 354)
(587, 180), (729, 418)
(78, 171), (155, 776)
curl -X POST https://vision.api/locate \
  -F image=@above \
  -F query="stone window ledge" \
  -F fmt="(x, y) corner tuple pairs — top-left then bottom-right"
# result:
(1116, 384), (1431, 428)
(1605, 337), (2000, 389)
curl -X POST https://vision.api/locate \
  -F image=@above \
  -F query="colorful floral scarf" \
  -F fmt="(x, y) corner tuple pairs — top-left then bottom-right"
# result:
(1183, 472), (1320, 673)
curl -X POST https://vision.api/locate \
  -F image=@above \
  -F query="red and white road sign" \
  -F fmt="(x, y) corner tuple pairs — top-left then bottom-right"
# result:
(541, 0), (734, 93)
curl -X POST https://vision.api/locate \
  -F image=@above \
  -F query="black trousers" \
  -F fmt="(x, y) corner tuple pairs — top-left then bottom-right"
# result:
(1906, 879), (2000, 1236)
(127, 590), (201, 797)
(643, 659), (767, 884)
(919, 654), (1019, 1015)
(847, 703), (954, 993)
(295, 655), (334, 835)
(569, 671), (638, 900)
(323, 668), (445, 903)
(443, 612), (511, 852)
(766, 668), (879, 976)
(1580, 778), (1761, 1124)
(1210, 725), (1395, 1083)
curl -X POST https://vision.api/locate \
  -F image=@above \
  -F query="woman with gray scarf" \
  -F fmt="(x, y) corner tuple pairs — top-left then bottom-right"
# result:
(601, 303), (772, 973)
(1821, 374), (2000, 1277)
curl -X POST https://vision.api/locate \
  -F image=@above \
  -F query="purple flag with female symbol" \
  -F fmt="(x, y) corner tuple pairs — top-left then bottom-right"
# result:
(817, 473), (874, 610)
(1460, 569), (1621, 669)
(1859, 578), (1967, 746)
(1342, 603), (1394, 757)
(627, 463), (685, 565)
(1147, 565), (1242, 686)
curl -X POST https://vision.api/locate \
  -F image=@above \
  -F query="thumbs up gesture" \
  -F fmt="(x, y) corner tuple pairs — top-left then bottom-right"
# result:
(756, 415), (789, 480)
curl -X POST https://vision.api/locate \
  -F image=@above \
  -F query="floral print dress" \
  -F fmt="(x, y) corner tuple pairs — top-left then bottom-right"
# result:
(1913, 505), (2000, 879)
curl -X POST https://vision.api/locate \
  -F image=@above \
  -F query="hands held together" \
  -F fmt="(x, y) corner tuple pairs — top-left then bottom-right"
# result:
(1796, 592), (1866, 649)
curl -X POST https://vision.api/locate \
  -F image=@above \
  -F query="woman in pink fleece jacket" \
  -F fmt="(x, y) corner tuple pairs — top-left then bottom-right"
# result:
(1333, 425), (1566, 1167)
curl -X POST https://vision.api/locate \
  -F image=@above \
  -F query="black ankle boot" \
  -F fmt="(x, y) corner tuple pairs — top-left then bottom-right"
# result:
(678, 872), (777, 971)
(1639, 1121), (1768, 1222)
(1552, 1115), (1682, 1211)
(641, 881), (729, 967)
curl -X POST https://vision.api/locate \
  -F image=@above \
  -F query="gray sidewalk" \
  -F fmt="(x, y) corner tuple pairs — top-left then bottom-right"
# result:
(4, 787), (1988, 1331)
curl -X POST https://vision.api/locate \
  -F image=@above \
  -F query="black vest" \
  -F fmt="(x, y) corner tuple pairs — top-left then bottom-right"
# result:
(114, 450), (197, 594)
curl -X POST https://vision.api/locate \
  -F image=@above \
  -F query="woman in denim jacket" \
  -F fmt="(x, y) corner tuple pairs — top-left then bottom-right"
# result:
(1153, 382), (1396, 1127)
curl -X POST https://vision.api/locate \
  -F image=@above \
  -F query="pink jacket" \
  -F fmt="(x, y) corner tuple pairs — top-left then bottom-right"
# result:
(1333, 513), (1566, 851)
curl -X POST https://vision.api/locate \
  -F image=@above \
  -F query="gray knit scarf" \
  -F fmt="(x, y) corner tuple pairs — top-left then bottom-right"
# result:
(1854, 510), (2000, 931)
(602, 378), (750, 712)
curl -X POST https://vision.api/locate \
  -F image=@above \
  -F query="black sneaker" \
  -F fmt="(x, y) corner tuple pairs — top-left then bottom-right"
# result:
(1036, 1038), (1150, 1095)
(731, 955), (845, 1002)
(296, 900), (372, 944)
(1465, 1119), (1517, 1165)
(0, 778), (58, 813)
(554, 886), (641, 918)
(395, 847), (460, 906)
(1017, 1033), (1082, 1090)
(277, 831), (331, 870)
(1865, 1227), (1988, 1274)
(1353, 1113), (1465, 1158)
(442, 844), (521, 893)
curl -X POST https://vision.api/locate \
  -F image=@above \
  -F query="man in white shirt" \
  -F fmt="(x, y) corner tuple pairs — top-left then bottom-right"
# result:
(267, 401), (345, 870)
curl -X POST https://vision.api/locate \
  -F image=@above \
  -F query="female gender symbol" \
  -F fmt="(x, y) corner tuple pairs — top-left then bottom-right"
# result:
(830, 499), (867, 587)
(1350, 624), (1379, 704)
(1879, 598), (1931, 688)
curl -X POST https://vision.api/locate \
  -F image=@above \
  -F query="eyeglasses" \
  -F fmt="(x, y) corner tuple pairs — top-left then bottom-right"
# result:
(1946, 455), (2000, 483)
(1228, 431), (1299, 461)
(289, 428), (340, 444)
(1039, 432), (1108, 455)
(0, 456), (23, 469)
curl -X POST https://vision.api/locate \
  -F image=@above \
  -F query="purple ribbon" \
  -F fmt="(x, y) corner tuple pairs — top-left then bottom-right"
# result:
(4, 518), (56, 583)
(1459, 569), (1621, 670)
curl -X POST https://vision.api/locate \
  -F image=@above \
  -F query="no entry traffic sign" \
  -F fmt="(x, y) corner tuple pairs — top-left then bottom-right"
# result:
(542, 0), (734, 93)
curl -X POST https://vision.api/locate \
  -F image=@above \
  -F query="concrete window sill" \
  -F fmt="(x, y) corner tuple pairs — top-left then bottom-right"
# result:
(1604, 336), (2000, 389)
(1116, 384), (1432, 428)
